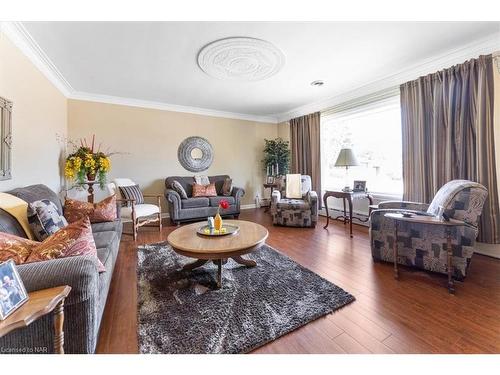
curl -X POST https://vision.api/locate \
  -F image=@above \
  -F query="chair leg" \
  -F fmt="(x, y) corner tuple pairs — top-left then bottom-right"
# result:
(133, 220), (138, 241)
(158, 212), (162, 232)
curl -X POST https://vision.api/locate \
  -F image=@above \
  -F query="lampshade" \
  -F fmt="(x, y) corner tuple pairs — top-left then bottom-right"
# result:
(334, 148), (359, 167)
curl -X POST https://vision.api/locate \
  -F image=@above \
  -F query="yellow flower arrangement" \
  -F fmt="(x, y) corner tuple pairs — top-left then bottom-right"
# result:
(64, 136), (112, 188)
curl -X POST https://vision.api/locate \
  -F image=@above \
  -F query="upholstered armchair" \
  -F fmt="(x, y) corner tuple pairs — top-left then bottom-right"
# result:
(271, 175), (318, 227)
(108, 178), (162, 240)
(370, 180), (488, 280)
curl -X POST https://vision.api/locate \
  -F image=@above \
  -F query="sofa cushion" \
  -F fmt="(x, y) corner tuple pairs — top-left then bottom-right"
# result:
(276, 198), (310, 210)
(27, 199), (68, 241)
(91, 220), (122, 233)
(96, 247), (112, 266)
(92, 230), (118, 250)
(120, 204), (159, 219)
(182, 197), (210, 209)
(209, 196), (235, 207)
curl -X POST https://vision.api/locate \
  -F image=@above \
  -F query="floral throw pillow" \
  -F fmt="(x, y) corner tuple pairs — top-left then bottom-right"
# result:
(171, 180), (188, 199)
(64, 195), (117, 224)
(26, 217), (105, 272)
(192, 183), (217, 197)
(0, 232), (39, 265)
(27, 199), (68, 241)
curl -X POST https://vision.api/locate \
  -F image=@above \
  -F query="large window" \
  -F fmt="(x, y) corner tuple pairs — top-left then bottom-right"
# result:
(320, 95), (403, 196)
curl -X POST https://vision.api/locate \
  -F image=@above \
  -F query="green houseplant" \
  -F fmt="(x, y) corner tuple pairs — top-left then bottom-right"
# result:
(262, 138), (290, 176)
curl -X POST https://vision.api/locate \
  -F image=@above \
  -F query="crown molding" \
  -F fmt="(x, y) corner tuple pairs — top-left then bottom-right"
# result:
(0, 21), (74, 96)
(69, 91), (278, 123)
(276, 32), (500, 122)
(0, 21), (278, 124)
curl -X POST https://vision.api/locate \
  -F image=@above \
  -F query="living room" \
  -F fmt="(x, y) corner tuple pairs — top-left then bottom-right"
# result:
(1, 0), (499, 373)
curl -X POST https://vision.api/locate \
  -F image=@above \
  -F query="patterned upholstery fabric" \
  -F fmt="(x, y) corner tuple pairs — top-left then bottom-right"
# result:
(192, 183), (217, 197)
(0, 232), (38, 264)
(26, 217), (105, 272)
(64, 195), (117, 224)
(370, 180), (488, 280)
(119, 185), (144, 205)
(271, 175), (318, 227)
(27, 199), (68, 241)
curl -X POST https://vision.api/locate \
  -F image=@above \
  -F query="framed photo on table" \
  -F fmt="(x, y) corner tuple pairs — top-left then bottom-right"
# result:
(353, 180), (366, 192)
(0, 260), (28, 320)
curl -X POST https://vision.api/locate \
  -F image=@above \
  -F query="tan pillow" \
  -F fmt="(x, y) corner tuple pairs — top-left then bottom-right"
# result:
(192, 183), (217, 197)
(222, 178), (233, 196)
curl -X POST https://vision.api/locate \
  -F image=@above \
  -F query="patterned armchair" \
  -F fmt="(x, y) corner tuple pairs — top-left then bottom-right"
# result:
(271, 175), (318, 227)
(370, 180), (488, 280)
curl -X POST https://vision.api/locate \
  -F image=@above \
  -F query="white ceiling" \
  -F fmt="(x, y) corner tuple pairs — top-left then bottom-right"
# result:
(20, 22), (500, 121)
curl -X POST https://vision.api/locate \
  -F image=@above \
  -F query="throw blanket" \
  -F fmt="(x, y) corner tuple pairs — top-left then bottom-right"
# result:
(286, 174), (302, 199)
(0, 192), (36, 240)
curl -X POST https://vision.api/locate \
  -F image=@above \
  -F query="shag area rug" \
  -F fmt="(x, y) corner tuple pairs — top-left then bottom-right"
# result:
(137, 242), (354, 354)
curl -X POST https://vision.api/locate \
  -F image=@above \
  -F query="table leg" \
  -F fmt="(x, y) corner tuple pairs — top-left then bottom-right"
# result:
(216, 259), (222, 289)
(323, 194), (330, 229)
(393, 223), (399, 280)
(53, 299), (65, 354)
(348, 197), (353, 238)
(343, 198), (347, 224)
(182, 259), (208, 271)
(232, 255), (257, 267)
(447, 232), (455, 294)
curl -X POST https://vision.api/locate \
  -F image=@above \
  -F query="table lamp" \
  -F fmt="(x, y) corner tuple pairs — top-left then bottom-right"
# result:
(334, 148), (359, 192)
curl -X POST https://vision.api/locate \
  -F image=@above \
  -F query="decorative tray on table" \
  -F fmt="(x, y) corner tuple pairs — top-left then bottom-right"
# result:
(197, 224), (240, 237)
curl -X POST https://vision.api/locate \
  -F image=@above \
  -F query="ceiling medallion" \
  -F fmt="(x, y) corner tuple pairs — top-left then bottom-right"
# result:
(197, 37), (285, 81)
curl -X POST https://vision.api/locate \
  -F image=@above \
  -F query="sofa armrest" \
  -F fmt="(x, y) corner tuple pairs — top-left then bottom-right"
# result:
(165, 189), (181, 218)
(306, 191), (319, 216)
(271, 189), (281, 204)
(17, 255), (99, 307)
(231, 187), (245, 210)
(378, 200), (429, 211)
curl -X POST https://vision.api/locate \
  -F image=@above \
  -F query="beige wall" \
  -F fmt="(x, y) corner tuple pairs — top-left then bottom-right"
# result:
(0, 32), (67, 193)
(67, 100), (278, 206)
(277, 121), (290, 142)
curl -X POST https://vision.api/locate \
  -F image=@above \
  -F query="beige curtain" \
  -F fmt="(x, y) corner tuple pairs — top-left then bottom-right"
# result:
(290, 112), (322, 207)
(401, 54), (499, 243)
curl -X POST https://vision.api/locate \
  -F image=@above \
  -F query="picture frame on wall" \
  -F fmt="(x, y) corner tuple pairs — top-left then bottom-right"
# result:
(0, 260), (29, 320)
(353, 180), (367, 192)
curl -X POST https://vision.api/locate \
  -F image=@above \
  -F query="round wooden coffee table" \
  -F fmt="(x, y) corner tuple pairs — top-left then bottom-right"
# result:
(167, 220), (268, 288)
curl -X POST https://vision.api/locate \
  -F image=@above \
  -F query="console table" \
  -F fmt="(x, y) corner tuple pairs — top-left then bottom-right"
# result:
(323, 190), (373, 237)
(263, 182), (279, 212)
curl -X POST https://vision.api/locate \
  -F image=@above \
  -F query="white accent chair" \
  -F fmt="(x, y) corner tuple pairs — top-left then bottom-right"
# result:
(107, 178), (162, 241)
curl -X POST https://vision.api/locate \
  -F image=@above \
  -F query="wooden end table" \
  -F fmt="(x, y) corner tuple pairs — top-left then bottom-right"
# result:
(0, 285), (71, 353)
(385, 213), (466, 294)
(167, 220), (268, 289)
(323, 190), (373, 237)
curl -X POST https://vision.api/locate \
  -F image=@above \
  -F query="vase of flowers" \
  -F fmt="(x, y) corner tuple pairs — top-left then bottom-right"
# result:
(214, 199), (229, 231)
(64, 135), (112, 189)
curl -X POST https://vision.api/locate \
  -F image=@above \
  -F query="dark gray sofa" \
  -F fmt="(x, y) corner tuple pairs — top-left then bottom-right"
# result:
(0, 184), (122, 354)
(165, 175), (245, 225)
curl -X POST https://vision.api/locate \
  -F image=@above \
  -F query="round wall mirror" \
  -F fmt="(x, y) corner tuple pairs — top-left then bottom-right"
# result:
(177, 136), (213, 172)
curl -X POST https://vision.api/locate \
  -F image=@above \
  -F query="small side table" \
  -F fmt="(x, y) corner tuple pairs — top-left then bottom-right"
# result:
(323, 190), (373, 237)
(263, 182), (279, 212)
(0, 285), (71, 353)
(385, 213), (466, 294)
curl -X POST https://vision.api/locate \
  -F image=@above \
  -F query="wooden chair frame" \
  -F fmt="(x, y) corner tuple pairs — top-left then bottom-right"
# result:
(117, 194), (162, 241)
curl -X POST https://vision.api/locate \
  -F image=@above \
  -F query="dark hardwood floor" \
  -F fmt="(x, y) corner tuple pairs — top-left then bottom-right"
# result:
(96, 208), (500, 354)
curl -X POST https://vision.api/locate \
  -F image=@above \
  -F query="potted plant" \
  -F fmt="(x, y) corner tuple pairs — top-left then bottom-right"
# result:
(262, 137), (290, 177)
(64, 135), (112, 189)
